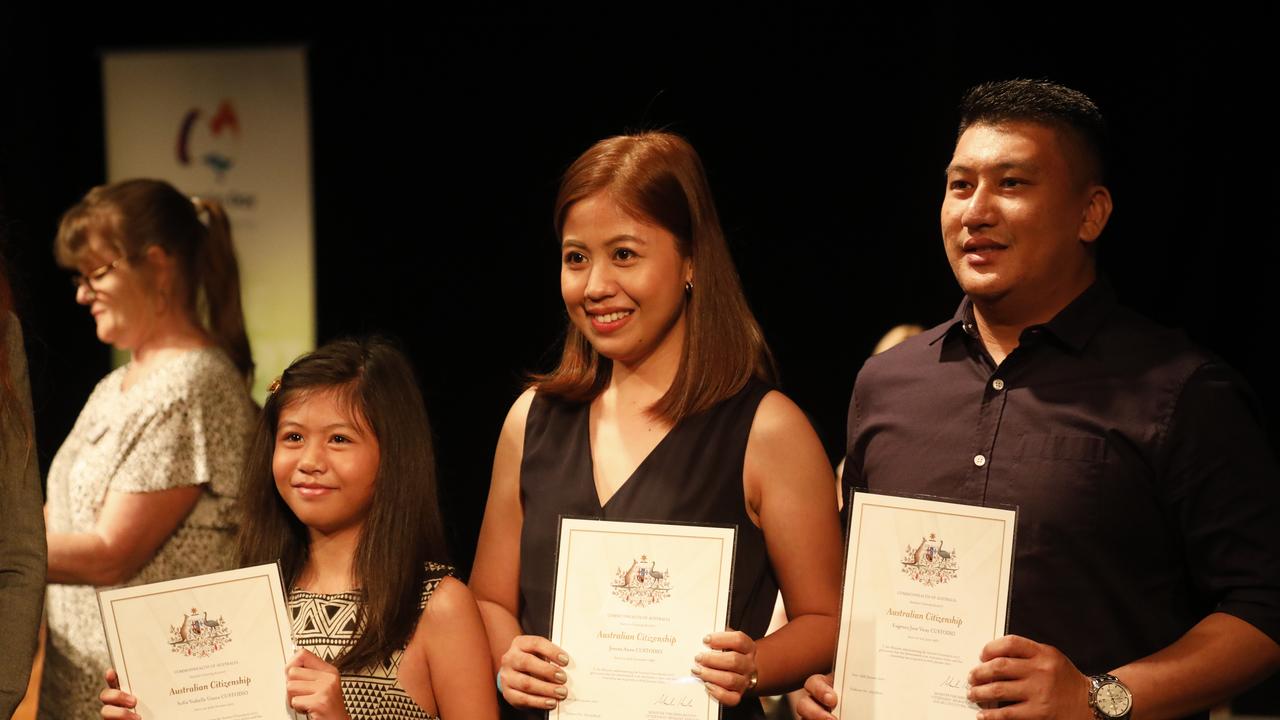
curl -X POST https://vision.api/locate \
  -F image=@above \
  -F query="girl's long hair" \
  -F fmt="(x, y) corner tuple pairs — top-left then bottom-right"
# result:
(236, 337), (448, 672)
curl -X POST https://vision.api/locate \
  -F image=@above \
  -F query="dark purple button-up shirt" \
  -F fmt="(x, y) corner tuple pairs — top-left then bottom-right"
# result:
(842, 282), (1280, 702)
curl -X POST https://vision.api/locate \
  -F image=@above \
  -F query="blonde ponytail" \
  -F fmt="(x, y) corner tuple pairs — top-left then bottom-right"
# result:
(192, 197), (254, 383)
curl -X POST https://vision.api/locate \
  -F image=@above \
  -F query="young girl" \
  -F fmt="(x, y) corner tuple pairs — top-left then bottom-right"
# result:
(101, 337), (498, 720)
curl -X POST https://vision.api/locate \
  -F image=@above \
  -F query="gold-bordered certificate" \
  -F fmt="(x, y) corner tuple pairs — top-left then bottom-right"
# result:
(550, 518), (736, 720)
(97, 563), (300, 719)
(833, 492), (1016, 719)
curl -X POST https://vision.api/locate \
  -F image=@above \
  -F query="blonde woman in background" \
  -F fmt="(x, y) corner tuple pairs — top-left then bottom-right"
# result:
(41, 180), (256, 718)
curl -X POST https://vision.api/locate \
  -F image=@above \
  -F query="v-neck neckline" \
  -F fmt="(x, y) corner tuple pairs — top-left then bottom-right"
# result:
(584, 401), (680, 511)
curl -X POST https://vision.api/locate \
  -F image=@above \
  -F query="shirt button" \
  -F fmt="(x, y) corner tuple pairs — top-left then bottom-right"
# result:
(992, 379), (1005, 391)
(974, 454), (987, 467)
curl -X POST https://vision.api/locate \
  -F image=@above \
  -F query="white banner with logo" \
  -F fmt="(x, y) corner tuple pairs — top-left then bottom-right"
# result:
(102, 47), (313, 400)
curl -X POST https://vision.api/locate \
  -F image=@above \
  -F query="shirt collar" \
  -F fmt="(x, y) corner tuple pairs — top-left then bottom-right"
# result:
(929, 279), (1118, 353)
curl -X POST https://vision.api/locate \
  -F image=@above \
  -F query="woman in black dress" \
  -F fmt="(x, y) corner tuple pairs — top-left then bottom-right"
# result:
(470, 132), (842, 719)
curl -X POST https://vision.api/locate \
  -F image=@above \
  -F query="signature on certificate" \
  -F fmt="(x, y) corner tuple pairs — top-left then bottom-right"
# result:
(938, 675), (969, 690)
(653, 692), (697, 707)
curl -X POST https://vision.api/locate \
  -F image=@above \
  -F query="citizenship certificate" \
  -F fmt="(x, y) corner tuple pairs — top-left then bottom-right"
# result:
(98, 563), (300, 720)
(550, 518), (736, 720)
(833, 492), (1016, 719)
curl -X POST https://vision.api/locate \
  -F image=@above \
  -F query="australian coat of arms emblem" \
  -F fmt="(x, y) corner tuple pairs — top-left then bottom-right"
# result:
(611, 555), (672, 608)
(168, 607), (232, 657)
(901, 533), (958, 587)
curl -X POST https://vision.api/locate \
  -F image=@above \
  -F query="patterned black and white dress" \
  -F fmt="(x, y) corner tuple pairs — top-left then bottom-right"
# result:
(289, 563), (452, 720)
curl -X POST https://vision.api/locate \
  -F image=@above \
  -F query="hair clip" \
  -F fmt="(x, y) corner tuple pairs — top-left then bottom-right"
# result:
(267, 376), (282, 395)
(191, 196), (211, 225)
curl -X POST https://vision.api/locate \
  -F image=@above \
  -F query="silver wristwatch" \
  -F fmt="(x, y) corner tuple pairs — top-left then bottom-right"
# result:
(1088, 673), (1132, 719)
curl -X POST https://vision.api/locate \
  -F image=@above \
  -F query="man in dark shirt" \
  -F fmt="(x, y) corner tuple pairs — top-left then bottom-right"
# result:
(797, 80), (1280, 720)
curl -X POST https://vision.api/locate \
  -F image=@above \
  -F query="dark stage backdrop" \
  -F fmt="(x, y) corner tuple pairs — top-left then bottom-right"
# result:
(1, 9), (1275, 592)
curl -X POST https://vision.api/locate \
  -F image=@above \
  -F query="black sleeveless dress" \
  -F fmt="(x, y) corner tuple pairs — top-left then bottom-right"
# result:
(518, 379), (776, 720)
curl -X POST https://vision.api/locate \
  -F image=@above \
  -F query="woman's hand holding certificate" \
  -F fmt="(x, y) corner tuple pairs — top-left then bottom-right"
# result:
(693, 631), (757, 706)
(549, 518), (737, 720)
(497, 635), (570, 710)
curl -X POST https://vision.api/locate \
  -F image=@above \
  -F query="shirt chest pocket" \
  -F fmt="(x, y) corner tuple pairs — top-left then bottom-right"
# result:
(1015, 434), (1107, 463)
(1001, 433), (1108, 537)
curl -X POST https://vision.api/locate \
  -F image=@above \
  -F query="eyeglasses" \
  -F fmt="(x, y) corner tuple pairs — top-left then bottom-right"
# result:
(70, 258), (125, 292)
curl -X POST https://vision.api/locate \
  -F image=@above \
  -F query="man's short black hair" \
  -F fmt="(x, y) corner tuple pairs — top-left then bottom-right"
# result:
(958, 79), (1109, 185)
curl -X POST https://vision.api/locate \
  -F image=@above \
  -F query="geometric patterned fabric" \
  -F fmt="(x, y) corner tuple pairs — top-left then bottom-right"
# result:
(288, 562), (452, 720)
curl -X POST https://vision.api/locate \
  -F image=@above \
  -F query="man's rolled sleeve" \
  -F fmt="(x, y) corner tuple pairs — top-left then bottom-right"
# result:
(1161, 362), (1280, 644)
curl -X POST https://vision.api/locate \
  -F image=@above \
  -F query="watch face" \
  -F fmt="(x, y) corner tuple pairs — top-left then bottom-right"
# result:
(1096, 682), (1132, 717)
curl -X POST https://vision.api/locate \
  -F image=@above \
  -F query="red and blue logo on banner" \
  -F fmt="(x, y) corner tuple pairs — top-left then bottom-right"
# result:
(176, 100), (240, 182)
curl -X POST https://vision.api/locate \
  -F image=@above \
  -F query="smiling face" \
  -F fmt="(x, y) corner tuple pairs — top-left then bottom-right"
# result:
(560, 192), (692, 370)
(73, 235), (161, 350)
(942, 121), (1110, 323)
(272, 388), (381, 538)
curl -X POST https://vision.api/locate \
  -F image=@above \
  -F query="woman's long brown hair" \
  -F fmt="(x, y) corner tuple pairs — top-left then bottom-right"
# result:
(533, 132), (775, 422)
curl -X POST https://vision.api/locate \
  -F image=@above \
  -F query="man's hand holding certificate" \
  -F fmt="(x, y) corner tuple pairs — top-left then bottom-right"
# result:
(549, 518), (736, 720)
(831, 493), (1017, 719)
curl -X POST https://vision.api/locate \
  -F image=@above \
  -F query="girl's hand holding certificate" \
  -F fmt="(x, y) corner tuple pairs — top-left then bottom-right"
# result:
(285, 649), (351, 720)
(99, 651), (357, 720)
(99, 669), (140, 720)
(96, 340), (499, 720)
